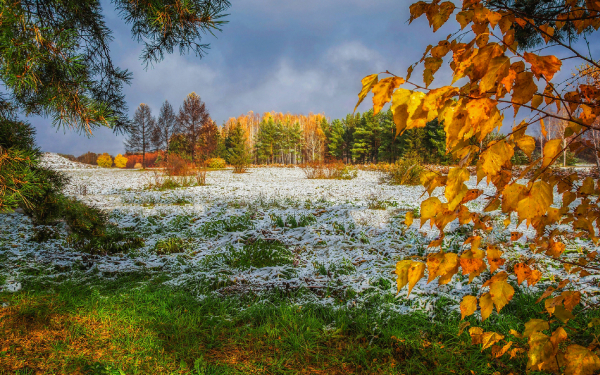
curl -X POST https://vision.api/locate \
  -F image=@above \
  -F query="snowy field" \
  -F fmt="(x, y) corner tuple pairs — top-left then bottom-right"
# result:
(1, 154), (598, 315)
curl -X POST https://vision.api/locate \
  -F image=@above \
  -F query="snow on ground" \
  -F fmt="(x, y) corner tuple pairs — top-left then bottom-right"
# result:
(40, 152), (99, 170)
(1, 153), (598, 315)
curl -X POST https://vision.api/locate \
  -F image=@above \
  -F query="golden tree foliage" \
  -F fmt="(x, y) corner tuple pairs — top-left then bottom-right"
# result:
(114, 154), (128, 168)
(358, 0), (600, 373)
(96, 153), (113, 168)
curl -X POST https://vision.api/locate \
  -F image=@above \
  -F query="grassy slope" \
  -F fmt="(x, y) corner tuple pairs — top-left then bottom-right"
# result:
(4, 270), (598, 375)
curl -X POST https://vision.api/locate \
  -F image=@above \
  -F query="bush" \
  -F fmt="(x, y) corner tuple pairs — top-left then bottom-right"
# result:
(134, 162), (142, 169)
(165, 154), (191, 176)
(206, 157), (226, 169)
(97, 153), (113, 168)
(382, 154), (423, 186)
(114, 154), (128, 168)
(301, 162), (357, 179)
(76, 152), (98, 165)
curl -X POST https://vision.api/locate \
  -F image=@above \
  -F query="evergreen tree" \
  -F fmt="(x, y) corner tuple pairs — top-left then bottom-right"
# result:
(226, 124), (251, 172)
(125, 104), (155, 168)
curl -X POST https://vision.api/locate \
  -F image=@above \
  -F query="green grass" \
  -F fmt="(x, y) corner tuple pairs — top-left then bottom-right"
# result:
(4, 270), (598, 374)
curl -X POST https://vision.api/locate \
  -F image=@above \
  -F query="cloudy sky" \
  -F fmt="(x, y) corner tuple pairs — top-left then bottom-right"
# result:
(31, 1), (600, 156)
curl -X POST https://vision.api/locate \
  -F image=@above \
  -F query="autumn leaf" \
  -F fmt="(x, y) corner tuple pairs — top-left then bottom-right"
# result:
(469, 327), (484, 344)
(516, 181), (553, 222)
(524, 52), (562, 81)
(390, 88), (412, 135)
(429, 1), (455, 32)
(407, 261), (425, 295)
(564, 344), (600, 375)
(515, 135), (536, 157)
(481, 332), (505, 351)
(372, 76), (405, 114)
(512, 71), (537, 115)
(460, 295), (478, 319)
(445, 167), (470, 210)
(493, 341), (513, 358)
(480, 292), (494, 321)
(502, 183), (526, 213)
(477, 140), (514, 182)
(542, 139), (563, 168)
(421, 196), (442, 228)
(355, 74), (378, 112)
(489, 279), (514, 312)
(523, 319), (549, 338)
(486, 246), (505, 273)
(527, 332), (558, 372)
(405, 211), (414, 227)
(395, 260), (412, 293)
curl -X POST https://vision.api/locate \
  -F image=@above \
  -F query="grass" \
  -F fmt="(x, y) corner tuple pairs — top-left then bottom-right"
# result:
(3, 268), (599, 374)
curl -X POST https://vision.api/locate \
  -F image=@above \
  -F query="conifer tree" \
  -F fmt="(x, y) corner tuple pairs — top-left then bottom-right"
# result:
(226, 124), (251, 172)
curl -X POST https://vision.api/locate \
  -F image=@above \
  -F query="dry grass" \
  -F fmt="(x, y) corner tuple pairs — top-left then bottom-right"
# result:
(300, 162), (357, 180)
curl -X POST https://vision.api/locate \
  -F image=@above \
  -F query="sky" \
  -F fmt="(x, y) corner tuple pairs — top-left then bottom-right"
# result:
(30, 1), (600, 156)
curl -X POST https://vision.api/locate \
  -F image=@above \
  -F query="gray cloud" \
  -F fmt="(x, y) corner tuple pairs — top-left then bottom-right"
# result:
(30, 1), (600, 155)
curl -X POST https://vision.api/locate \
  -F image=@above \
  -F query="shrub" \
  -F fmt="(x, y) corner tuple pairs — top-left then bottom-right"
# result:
(97, 153), (113, 168)
(206, 157), (226, 169)
(134, 162), (142, 169)
(165, 154), (190, 176)
(338, 165), (358, 180)
(382, 154), (423, 186)
(301, 162), (348, 179)
(114, 154), (128, 168)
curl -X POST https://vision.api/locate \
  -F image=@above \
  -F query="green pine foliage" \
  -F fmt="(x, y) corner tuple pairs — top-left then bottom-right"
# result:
(226, 124), (251, 172)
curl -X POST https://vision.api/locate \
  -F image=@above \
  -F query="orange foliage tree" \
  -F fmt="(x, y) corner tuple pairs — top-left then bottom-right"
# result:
(358, 1), (600, 373)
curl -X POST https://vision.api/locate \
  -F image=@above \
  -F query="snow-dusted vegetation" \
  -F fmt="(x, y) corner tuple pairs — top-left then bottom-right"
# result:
(2, 154), (598, 313)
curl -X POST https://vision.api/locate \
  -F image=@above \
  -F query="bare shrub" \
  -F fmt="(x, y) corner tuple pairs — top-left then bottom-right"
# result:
(165, 154), (190, 176)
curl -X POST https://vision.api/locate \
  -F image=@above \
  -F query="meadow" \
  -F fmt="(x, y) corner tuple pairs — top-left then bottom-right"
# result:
(1, 154), (599, 374)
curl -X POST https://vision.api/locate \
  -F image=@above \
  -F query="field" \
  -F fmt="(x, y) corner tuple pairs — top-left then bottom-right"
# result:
(1, 154), (599, 374)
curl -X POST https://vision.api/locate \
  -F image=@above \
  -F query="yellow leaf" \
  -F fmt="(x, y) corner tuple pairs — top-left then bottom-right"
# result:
(445, 167), (470, 210)
(554, 305), (575, 323)
(550, 327), (568, 348)
(490, 280), (514, 312)
(456, 10), (473, 30)
(395, 260), (412, 293)
(430, 2), (455, 32)
(493, 341), (513, 358)
(372, 76), (405, 114)
(514, 263), (531, 285)
(477, 140), (514, 182)
(405, 211), (414, 227)
(390, 88), (412, 136)
(527, 332), (558, 372)
(516, 135), (536, 157)
(562, 291), (581, 311)
(486, 246), (505, 273)
(523, 319), (549, 338)
(516, 181), (553, 222)
(479, 55), (510, 94)
(502, 183), (526, 213)
(469, 327), (484, 345)
(480, 292), (494, 321)
(564, 344), (600, 375)
(459, 321), (470, 335)
(421, 197), (442, 228)
(409, 1), (428, 23)
(512, 71), (537, 115)
(539, 24), (555, 44)
(532, 94), (543, 109)
(407, 262), (425, 296)
(460, 295), (478, 320)
(481, 332), (505, 351)
(524, 52), (562, 81)
(355, 74), (378, 112)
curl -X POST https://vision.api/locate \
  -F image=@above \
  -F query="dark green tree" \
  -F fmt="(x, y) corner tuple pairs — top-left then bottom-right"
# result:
(226, 124), (251, 172)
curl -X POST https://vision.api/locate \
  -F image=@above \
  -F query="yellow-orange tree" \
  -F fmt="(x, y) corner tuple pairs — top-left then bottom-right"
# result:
(357, 1), (600, 373)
